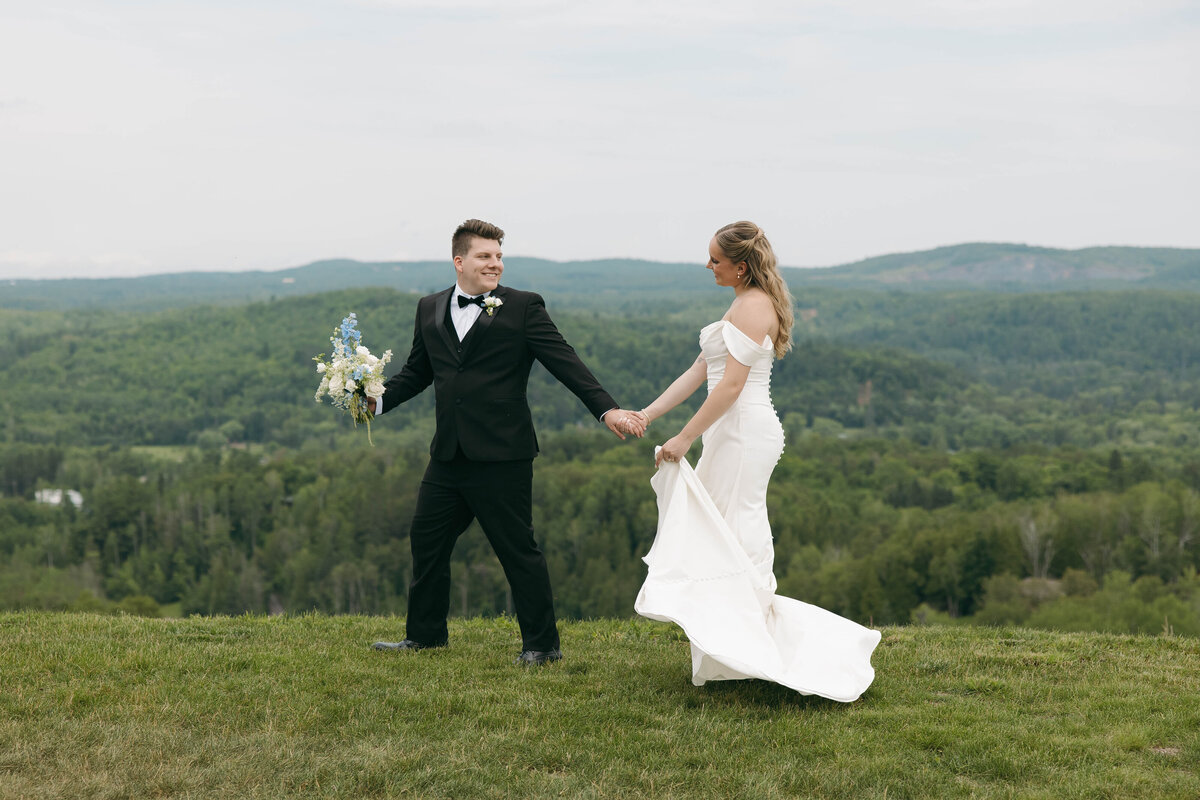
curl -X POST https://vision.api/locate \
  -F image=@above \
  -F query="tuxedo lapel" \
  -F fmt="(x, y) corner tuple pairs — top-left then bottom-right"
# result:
(460, 286), (505, 363)
(432, 287), (459, 360)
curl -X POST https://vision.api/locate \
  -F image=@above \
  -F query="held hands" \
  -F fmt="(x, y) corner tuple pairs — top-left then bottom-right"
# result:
(655, 433), (695, 468)
(626, 409), (650, 437)
(366, 396), (378, 415)
(604, 409), (647, 440)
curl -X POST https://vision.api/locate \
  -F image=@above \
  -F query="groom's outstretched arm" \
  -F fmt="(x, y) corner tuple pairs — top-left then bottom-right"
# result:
(524, 293), (618, 421)
(376, 304), (434, 414)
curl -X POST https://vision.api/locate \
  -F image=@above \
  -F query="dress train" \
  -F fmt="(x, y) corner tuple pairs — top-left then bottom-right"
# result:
(635, 452), (881, 703)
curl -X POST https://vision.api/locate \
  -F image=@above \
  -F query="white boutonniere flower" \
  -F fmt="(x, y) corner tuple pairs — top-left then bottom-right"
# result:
(483, 296), (503, 316)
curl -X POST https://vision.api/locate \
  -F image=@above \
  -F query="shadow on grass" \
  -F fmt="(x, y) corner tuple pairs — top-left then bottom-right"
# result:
(636, 663), (852, 712)
(695, 680), (848, 710)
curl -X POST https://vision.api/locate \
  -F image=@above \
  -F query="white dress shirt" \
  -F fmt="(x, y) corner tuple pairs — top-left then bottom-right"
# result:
(450, 283), (487, 341)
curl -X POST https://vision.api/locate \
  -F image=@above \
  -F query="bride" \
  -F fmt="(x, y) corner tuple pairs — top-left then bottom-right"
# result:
(633, 221), (880, 702)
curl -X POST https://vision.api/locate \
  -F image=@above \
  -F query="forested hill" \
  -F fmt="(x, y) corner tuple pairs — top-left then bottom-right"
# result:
(2, 243), (1197, 311)
(0, 288), (973, 448)
(4, 286), (1200, 631)
(6, 286), (1200, 449)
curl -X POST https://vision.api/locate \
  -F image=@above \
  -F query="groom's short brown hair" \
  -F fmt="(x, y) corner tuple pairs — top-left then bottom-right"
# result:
(452, 219), (505, 258)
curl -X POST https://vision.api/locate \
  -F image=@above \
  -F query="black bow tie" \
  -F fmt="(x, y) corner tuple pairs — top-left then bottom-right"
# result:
(458, 294), (486, 309)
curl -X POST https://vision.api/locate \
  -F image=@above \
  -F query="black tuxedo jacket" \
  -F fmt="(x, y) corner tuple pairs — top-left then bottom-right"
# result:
(379, 285), (617, 461)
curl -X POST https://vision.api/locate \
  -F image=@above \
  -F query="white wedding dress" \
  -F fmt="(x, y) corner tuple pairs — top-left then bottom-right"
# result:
(635, 320), (881, 702)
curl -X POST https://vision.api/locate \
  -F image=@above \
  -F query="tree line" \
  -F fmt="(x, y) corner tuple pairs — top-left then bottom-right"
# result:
(2, 430), (1197, 635)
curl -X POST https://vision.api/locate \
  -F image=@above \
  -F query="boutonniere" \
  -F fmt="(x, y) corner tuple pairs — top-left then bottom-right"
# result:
(483, 296), (503, 316)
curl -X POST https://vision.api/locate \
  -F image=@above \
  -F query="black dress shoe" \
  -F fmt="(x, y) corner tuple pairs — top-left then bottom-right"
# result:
(516, 648), (563, 666)
(372, 639), (447, 652)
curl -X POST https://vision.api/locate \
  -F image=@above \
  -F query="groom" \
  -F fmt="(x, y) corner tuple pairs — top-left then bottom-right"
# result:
(369, 219), (642, 665)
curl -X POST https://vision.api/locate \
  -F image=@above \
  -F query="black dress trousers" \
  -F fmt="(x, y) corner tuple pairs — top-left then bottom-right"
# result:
(404, 451), (558, 651)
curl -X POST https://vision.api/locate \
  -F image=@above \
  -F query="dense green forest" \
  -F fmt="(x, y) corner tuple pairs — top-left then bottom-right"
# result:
(2, 276), (1199, 636)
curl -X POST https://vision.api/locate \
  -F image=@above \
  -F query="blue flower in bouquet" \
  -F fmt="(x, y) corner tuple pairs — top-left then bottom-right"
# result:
(338, 314), (363, 354)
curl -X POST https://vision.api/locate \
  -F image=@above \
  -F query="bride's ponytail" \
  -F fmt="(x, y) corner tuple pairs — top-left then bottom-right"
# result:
(714, 222), (794, 359)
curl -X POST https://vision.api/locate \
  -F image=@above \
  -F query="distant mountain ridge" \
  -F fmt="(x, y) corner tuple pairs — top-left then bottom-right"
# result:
(2, 243), (1197, 311)
(0, 257), (717, 312)
(802, 242), (1200, 288)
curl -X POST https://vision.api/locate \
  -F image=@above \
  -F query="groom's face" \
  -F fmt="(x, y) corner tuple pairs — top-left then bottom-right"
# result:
(455, 236), (504, 296)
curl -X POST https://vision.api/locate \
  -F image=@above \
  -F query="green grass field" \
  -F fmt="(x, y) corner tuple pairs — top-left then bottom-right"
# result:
(1, 613), (1196, 799)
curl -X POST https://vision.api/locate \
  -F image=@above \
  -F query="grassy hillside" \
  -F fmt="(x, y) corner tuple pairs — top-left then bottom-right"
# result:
(1, 613), (1196, 799)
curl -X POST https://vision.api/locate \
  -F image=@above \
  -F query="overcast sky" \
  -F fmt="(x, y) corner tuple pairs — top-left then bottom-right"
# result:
(1, 0), (1197, 279)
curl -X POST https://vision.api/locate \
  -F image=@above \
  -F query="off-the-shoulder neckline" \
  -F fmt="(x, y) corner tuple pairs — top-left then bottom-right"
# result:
(701, 319), (773, 350)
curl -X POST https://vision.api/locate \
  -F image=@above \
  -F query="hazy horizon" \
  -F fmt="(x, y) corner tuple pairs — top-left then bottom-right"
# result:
(5, 239), (1197, 283)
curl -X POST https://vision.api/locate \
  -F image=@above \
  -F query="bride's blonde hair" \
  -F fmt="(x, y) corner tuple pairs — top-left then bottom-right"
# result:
(714, 221), (794, 359)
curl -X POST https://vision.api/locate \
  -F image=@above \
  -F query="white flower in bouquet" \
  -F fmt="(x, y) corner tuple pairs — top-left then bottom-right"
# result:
(313, 313), (393, 444)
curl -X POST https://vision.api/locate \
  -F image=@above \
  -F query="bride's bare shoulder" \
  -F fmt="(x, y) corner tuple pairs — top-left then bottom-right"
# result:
(727, 291), (776, 342)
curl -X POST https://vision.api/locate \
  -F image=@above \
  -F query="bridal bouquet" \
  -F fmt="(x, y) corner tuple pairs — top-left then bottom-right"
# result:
(313, 313), (392, 444)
